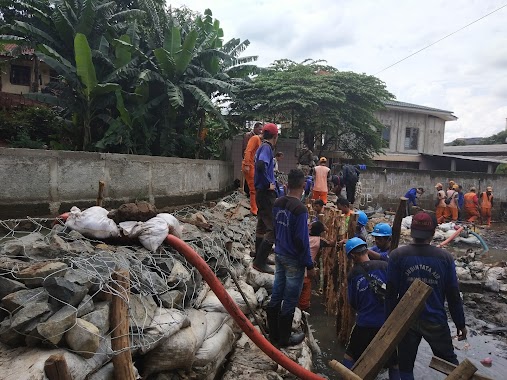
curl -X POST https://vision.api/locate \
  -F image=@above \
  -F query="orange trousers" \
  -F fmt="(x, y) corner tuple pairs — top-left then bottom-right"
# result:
(444, 206), (458, 222)
(464, 207), (479, 223)
(435, 205), (446, 223)
(480, 207), (492, 226)
(298, 277), (312, 311)
(312, 190), (328, 204)
(242, 166), (257, 215)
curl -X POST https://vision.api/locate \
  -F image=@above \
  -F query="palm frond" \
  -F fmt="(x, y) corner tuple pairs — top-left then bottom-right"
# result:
(51, 7), (75, 47)
(76, 0), (94, 36)
(188, 77), (236, 95)
(166, 81), (184, 108)
(181, 83), (217, 112)
(12, 21), (58, 46)
(109, 9), (146, 22)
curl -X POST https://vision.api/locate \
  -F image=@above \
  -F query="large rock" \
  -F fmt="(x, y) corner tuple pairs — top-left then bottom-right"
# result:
(129, 293), (158, 331)
(0, 233), (46, 257)
(455, 266), (472, 281)
(81, 302), (110, 335)
(76, 294), (94, 317)
(11, 301), (51, 332)
(17, 261), (68, 287)
(157, 290), (184, 309)
(0, 277), (26, 299)
(65, 318), (100, 359)
(37, 305), (77, 345)
(43, 276), (89, 307)
(167, 260), (192, 286)
(65, 268), (93, 289)
(2, 287), (49, 312)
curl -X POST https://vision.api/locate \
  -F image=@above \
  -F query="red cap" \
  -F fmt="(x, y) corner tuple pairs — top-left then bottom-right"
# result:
(411, 211), (437, 239)
(262, 123), (278, 136)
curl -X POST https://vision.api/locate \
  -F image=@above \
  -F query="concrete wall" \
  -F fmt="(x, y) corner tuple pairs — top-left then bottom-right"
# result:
(0, 148), (234, 218)
(375, 110), (446, 155)
(358, 167), (507, 215)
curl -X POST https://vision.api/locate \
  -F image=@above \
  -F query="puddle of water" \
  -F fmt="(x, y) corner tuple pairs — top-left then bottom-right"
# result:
(309, 295), (507, 379)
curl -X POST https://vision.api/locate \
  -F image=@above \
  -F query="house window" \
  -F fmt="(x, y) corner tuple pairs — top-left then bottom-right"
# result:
(382, 125), (391, 148)
(404, 127), (419, 150)
(10, 65), (31, 86)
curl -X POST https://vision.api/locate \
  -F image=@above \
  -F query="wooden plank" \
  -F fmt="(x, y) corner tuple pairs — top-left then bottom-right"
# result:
(430, 357), (493, 380)
(44, 354), (72, 380)
(328, 360), (362, 380)
(351, 279), (432, 380)
(445, 358), (477, 380)
(96, 180), (105, 207)
(110, 270), (136, 380)
(390, 197), (408, 251)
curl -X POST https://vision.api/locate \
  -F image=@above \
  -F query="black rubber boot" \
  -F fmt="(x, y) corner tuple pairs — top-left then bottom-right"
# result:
(278, 313), (305, 347)
(266, 305), (280, 344)
(252, 240), (274, 274)
(250, 236), (263, 258)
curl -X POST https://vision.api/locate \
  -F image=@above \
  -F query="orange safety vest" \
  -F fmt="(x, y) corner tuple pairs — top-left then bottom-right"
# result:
(480, 192), (493, 209)
(464, 192), (477, 208)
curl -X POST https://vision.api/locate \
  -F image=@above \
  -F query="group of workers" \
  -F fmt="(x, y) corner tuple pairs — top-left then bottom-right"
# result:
(240, 123), (469, 379)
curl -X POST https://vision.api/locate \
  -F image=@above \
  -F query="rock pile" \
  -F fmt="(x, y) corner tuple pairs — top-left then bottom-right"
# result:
(0, 193), (315, 379)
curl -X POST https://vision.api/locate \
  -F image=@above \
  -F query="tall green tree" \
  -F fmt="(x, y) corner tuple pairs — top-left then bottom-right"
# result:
(231, 59), (393, 160)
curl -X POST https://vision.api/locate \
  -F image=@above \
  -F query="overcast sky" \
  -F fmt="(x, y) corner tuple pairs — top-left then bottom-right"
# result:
(171, 0), (507, 142)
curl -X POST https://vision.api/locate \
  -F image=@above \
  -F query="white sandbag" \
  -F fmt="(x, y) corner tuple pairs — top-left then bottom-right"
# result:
(454, 235), (481, 245)
(193, 323), (235, 368)
(401, 215), (412, 229)
(139, 308), (190, 354)
(143, 326), (198, 377)
(203, 312), (230, 340)
(118, 221), (143, 237)
(437, 222), (455, 232)
(65, 206), (120, 239)
(199, 282), (257, 315)
(157, 213), (183, 238)
(246, 266), (274, 291)
(186, 309), (208, 349)
(131, 216), (169, 251)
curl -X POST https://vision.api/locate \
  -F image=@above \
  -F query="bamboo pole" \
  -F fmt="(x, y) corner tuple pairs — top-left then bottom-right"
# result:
(110, 270), (136, 380)
(328, 360), (362, 380)
(96, 180), (105, 207)
(390, 197), (408, 251)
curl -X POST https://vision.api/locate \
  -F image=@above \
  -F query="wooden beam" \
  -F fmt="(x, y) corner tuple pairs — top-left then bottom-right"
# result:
(445, 358), (477, 380)
(351, 279), (432, 380)
(111, 270), (136, 380)
(96, 181), (105, 207)
(390, 197), (408, 251)
(328, 360), (362, 380)
(430, 357), (492, 380)
(44, 354), (72, 380)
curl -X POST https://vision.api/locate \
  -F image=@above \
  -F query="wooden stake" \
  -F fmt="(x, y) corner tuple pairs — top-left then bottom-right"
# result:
(111, 270), (136, 380)
(96, 180), (105, 207)
(329, 360), (362, 380)
(430, 357), (492, 380)
(445, 358), (478, 380)
(351, 279), (432, 380)
(390, 197), (408, 251)
(44, 354), (72, 380)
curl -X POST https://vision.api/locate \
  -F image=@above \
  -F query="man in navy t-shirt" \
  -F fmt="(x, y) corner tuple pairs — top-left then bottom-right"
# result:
(386, 211), (466, 380)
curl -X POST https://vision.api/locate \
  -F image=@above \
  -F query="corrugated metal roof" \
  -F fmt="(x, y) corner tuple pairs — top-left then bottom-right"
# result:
(384, 100), (453, 114)
(422, 153), (507, 164)
(443, 144), (507, 153)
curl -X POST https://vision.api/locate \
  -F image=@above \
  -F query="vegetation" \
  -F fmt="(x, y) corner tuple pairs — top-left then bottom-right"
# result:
(482, 130), (507, 145)
(1, 2), (393, 160)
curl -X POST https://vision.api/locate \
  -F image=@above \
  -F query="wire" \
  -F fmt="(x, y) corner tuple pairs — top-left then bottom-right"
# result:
(375, 3), (507, 75)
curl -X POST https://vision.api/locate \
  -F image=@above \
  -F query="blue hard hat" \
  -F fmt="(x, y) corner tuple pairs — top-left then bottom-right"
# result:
(345, 237), (367, 257)
(356, 210), (368, 226)
(371, 223), (392, 237)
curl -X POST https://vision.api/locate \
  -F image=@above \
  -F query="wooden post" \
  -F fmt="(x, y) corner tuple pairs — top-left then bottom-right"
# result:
(445, 358), (477, 380)
(329, 360), (362, 380)
(44, 354), (72, 380)
(429, 357), (492, 380)
(110, 270), (136, 380)
(390, 197), (408, 251)
(351, 279), (432, 380)
(96, 180), (105, 207)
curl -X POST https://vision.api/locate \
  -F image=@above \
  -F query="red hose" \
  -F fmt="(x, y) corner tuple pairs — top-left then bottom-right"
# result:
(165, 234), (325, 380)
(437, 226), (464, 248)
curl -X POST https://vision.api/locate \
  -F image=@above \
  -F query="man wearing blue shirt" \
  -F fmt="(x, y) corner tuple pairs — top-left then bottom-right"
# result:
(386, 211), (466, 380)
(252, 123), (279, 274)
(267, 169), (316, 347)
(368, 223), (392, 261)
(404, 187), (424, 215)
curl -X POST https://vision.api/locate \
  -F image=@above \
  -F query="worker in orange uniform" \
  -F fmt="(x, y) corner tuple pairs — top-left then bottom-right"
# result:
(312, 157), (330, 204)
(242, 129), (262, 215)
(444, 184), (459, 222)
(435, 183), (447, 223)
(463, 187), (479, 223)
(480, 186), (494, 226)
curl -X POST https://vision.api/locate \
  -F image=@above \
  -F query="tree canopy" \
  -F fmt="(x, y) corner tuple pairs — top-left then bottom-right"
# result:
(230, 59), (393, 160)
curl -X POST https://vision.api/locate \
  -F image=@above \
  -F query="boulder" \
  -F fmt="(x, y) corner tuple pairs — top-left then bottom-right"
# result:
(11, 301), (51, 332)
(81, 302), (110, 335)
(129, 293), (158, 331)
(157, 290), (184, 309)
(65, 318), (100, 359)
(167, 260), (192, 286)
(77, 294), (95, 317)
(2, 287), (49, 312)
(0, 232), (45, 257)
(65, 268), (93, 289)
(17, 261), (68, 287)
(37, 305), (77, 345)
(43, 276), (89, 307)
(0, 277), (26, 299)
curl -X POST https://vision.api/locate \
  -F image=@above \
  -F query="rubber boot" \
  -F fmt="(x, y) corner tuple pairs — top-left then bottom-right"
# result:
(250, 236), (263, 258)
(266, 306), (280, 344)
(278, 313), (305, 347)
(253, 240), (274, 274)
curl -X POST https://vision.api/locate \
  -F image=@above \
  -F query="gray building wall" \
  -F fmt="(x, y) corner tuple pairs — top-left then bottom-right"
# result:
(375, 110), (446, 155)
(0, 148), (234, 218)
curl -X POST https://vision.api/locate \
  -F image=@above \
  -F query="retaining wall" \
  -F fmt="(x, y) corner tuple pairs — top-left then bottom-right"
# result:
(0, 148), (234, 218)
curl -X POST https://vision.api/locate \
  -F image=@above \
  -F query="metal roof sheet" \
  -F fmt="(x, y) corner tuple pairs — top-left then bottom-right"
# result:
(443, 144), (507, 154)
